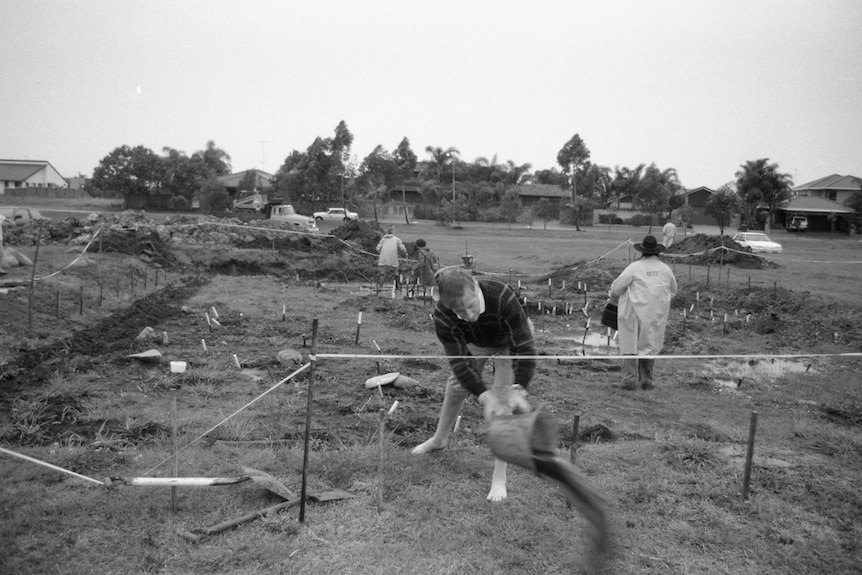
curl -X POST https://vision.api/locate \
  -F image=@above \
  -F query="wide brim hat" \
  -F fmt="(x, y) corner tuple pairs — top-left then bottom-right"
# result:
(633, 235), (666, 255)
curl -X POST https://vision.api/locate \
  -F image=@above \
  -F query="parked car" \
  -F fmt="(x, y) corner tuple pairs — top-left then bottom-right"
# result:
(313, 207), (358, 222)
(0, 207), (51, 225)
(731, 232), (783, 253)
(786, 215), (808, 232)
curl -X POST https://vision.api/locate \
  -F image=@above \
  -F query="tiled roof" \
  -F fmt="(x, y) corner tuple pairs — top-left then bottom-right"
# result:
(780, 195), (854, 214)
(793, 174), (862, 192)
(681, 186), (715, 197)
(0, 161), (47, 182)
(515, 184), (568, 197)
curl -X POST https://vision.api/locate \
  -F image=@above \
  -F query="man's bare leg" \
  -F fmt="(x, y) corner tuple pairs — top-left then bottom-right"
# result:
(411, 377), (469, 454)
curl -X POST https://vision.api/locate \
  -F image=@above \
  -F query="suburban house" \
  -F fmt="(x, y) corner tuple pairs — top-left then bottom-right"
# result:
(777, 195), (856, 233)
(386, 184), (423, 204)
(514, 183), (569, 207)
(0, 159), (68, 194)
(775, 174), (861, 233)
(612, 185), (716, 225)
(216, 169), (274, 197)
(791, 174), (861, 205)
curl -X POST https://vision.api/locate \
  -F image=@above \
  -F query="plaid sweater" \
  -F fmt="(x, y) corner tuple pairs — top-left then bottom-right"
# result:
(433, 279), (536, 396)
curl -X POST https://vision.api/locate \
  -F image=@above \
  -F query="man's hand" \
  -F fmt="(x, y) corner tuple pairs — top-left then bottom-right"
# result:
(478, 385), (530, 422)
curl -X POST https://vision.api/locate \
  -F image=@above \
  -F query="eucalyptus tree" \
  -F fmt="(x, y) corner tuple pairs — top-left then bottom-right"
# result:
(160, 147), (208, 208)
(705, 184), (742, 235)
(556, 133), (591, 230)
(359, 145), (398, 222)
(271, 122), (355, 211)
(735, 158), (793, 230)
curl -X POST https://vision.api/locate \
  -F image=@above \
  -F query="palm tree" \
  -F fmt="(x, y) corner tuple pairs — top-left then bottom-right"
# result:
(194, 140), (232, 176)
(735, 158), (792, 230)
(425, 146), (459, 182)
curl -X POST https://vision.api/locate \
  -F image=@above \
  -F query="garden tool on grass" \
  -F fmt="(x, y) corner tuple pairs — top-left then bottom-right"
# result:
(180, 487), (356, 543)
(486, 408), (610, 572)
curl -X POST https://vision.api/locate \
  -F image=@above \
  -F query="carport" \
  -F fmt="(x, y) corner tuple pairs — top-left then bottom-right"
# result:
(777, 196), (856, 233)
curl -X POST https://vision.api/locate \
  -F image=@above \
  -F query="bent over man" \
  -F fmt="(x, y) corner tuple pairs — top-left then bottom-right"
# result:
(411, 267), (535, 501)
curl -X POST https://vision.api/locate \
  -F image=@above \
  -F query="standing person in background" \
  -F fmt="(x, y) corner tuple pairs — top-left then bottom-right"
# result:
(376, 226), (406, 291)
(412, 238), (439, 288)
(608, 235), (678, 390)
(661, 219), (677, 248)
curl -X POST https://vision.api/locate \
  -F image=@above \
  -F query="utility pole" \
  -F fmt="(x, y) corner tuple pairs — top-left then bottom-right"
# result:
(257, 141), (268, 171)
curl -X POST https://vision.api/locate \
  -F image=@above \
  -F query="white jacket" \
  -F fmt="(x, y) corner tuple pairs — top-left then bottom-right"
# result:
(376, 234), (406, 267)
(609, 257), (678, 355)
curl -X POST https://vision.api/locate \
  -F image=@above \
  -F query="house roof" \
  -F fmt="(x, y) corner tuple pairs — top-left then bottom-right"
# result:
(515, 184), (568, 198)
(681, 186), (715, 197)
(216, 169), (274, 188)
(0, 160), (52, 182)
(779, 196), (854, 214)
(793, 174), (862, 192)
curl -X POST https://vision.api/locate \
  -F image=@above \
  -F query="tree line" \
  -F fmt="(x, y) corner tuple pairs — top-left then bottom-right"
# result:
(87, 120), (861, 227)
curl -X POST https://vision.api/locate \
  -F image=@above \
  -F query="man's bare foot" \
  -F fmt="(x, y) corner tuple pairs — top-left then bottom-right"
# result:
(410, 437), (447, 455)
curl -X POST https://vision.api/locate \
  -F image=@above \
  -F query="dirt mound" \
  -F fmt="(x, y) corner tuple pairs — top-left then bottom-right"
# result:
(668, 234), (771, 268)
(331, 219), (385, 251)
(100, 228), (182, 269)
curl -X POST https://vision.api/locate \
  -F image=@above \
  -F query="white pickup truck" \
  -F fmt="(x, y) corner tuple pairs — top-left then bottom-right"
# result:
(269, 205), (319, 233)
(313, 207), (358, 222)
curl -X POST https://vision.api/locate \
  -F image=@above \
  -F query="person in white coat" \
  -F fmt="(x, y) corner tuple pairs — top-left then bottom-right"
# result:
(661, 220), (677, 248)
(376, 227), (406, 291)
(608, 235), (678, 390)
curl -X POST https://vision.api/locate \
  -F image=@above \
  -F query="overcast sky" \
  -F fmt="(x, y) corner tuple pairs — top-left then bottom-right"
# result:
(2, 0), (860, 189)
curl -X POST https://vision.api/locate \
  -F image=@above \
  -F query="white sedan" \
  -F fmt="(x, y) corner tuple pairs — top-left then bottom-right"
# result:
(314, 207), (358, 222)
(731, 232), (783, 253)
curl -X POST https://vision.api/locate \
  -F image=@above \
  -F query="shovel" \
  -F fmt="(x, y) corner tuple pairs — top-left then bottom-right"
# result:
(180, 487), (356, 543)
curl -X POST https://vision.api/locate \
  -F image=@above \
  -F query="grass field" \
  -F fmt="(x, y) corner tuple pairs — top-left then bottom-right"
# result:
(0, 205), (860, 574)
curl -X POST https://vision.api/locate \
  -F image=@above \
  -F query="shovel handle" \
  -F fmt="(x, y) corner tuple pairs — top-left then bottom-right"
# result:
(186, 497), (302, 542)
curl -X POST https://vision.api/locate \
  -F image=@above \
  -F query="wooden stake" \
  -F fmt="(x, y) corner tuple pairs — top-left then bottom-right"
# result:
(27, 222), (44, 331)
(354, 311), (362, 345)
(171, 395), (178, 513)
(299, 319), (319, 523)
(377, 407), (386, 513)
(79, 286), (84, 315)
(569, 414), (580, 463)
(742, 411), (758, 501)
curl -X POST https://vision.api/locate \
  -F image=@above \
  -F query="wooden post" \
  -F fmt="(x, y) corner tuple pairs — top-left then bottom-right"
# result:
(56, 290), (61, 319)
(99, 283), (103, 307)
(742, 411), (758, 501)
(171, 395), (179, 513)
(377, 408), (386, 513)
(354, 311), (362, 345)
(299, 318), (319, 523)
(27, 222), (44, 331)
(569, 414), (580, 463)
(79, 286), (84, 315)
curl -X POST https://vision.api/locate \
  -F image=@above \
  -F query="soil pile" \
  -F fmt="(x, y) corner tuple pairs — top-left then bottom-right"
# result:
(668, 234), (770, 268)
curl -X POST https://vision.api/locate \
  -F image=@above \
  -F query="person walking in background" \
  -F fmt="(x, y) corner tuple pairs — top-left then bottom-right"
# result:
(661, 219), (677, 248)
(376, 226), (406, 291)
(412, 238), (439, 287)
(608, 235), (678, 390)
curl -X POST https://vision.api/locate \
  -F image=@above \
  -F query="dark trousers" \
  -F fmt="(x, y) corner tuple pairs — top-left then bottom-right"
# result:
(622, 357), (655, 389)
